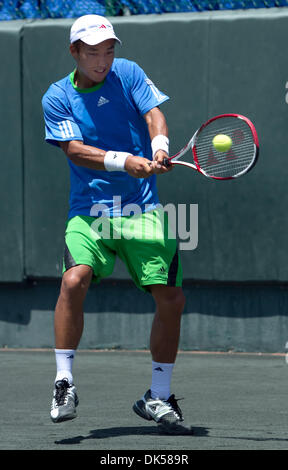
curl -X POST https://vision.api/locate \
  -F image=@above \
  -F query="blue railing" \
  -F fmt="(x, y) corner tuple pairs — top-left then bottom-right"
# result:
(0, 0), (286, 20)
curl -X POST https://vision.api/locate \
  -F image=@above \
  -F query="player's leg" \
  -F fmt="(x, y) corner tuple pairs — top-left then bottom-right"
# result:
(132, 284), (192, 434)
(148, 284), (184, 406)
(51, 264), (92, 423)
(54, 264), (93, 350)
(51, 263), (93, 423)
(116, 209), (193, 433)
(51, 215), (115, 423)
(149, 284), (185, 364)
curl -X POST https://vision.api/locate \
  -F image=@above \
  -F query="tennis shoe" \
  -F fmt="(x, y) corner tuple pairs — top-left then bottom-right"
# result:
(50, 378), (79, 423)
(133, 389), (193, 435)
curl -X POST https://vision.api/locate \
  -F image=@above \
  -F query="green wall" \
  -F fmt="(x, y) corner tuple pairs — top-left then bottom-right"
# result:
(0, 21), (25, 281)
(1, 280), (287, 352)
(2, 9), (288, 282)
(1, 10), (288, 350)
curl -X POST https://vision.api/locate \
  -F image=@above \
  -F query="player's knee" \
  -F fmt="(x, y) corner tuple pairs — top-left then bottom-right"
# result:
(61, 269), (90, 295)
(155, 287), (186, 315)
(170, 289), (186, 314)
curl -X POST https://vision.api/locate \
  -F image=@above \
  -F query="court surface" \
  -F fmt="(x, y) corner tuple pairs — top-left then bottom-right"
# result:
(1, 349), (288, 451)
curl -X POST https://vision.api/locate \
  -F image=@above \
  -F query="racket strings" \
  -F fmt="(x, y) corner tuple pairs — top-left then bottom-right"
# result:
(194, 118), (256, 178)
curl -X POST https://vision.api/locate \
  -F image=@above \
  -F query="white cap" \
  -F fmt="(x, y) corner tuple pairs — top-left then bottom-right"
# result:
(70, 15), (121, 46)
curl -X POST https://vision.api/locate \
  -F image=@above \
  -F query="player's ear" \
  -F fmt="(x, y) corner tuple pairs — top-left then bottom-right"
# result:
(70, 41), (81, 59)
(70, 43), (77, 59)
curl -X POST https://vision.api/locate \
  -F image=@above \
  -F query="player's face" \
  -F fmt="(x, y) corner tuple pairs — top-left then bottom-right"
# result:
(70, 39), (115, 86)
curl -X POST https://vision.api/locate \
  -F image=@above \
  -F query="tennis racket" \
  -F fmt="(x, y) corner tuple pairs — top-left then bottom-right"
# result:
(164, 114), (259, 180)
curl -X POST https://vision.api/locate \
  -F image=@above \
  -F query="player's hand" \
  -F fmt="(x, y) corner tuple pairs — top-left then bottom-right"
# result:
(152, 150), (172, 174)
(125, 155), (155, 178)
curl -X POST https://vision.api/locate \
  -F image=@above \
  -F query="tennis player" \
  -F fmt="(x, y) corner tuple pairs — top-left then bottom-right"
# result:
(42, 15), (191, 435)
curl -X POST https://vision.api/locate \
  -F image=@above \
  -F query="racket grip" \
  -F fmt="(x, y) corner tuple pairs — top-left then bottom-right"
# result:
(163, 157), (172, 168)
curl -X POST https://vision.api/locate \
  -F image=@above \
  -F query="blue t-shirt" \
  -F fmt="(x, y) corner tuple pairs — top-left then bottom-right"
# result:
(42, 58), (169, 218)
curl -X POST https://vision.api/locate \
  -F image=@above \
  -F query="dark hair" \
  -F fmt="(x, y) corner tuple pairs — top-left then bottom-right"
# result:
(71, 39), (83, 51)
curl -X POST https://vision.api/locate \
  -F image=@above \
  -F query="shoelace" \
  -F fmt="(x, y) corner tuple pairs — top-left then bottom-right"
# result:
(166, 395), (183, 421)
(54, 379), (70, 406)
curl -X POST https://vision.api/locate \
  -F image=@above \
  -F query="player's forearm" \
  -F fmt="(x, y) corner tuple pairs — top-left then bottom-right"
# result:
(144, 108), (169, 166)
(144, 107), (168, 140)
(59, 140), (156, 178)
(60, 140), (107, 170)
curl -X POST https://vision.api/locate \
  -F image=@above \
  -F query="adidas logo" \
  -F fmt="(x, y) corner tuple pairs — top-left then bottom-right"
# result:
(157, 266), (166, 274)
(97, 96), (109, 107)
(154, 367), (164, 372)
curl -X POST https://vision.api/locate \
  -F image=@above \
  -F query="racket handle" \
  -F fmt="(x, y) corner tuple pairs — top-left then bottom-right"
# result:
(163, 157), (172, 168)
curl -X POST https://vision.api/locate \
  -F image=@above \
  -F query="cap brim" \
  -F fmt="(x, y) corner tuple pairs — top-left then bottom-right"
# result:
(80, 31), (122, 46)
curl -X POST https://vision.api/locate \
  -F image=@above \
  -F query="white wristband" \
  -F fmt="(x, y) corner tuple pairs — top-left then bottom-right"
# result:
(104, 151), (131, 172)
(151, 134), (169, 158)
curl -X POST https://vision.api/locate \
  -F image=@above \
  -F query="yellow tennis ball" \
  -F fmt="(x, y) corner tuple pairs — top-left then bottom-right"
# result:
(212, 134), (232, 152)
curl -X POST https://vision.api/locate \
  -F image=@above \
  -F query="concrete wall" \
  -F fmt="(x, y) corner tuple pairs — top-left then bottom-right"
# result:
(1, 9), (288, 350)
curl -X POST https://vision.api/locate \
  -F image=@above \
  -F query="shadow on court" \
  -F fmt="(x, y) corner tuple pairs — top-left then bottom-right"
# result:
(1, 350), (288, 450)
(54, 425), (209, 445)
(54, 426), (288, 448)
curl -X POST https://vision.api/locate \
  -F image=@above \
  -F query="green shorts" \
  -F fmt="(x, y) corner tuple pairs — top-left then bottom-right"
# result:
(63, 208), (182, 292)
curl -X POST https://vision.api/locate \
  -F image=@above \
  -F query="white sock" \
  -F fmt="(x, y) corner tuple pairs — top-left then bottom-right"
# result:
(150, 361), (175, 400)
(54, 349), (75, 384)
